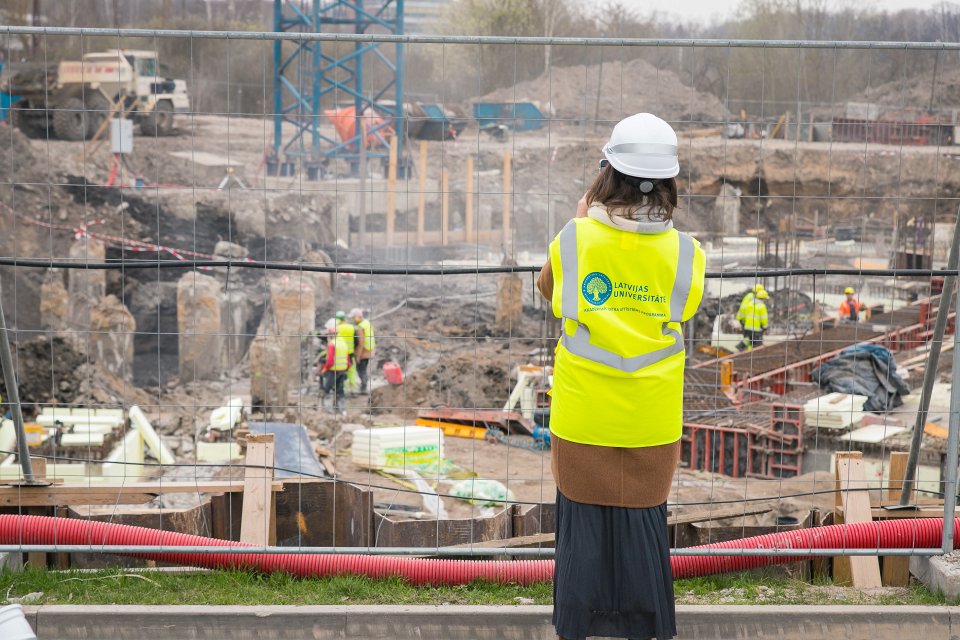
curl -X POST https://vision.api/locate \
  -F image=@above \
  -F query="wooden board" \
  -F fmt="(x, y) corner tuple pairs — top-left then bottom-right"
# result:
(0, 481), (284, 507)
(239, 434), (276, 546)
(882, 451), (912, 586)
(834, 452), (882, 588)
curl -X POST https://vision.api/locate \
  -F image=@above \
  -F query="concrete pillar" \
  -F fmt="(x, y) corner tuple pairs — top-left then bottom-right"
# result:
(40, 268), (70, 332)
(67, 238), (106, 337)
(177, 271), (223, 383)
(495, 272), (523, 334)
(271, 278), (316, 346)
(714, 182), (741, 235)
(248, 332), (289, 413)
(220, 288), (251, 370)
(89, 295), (136, 381)
(300, 249), (334, 304)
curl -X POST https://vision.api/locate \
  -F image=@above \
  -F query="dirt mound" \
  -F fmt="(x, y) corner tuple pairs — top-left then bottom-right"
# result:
(480, 58), (728, 126)
(852, 66), (960, 112)
(0, 127), (41, 184)
(1, 336), (87, 407)
(369, 352), (514, 419)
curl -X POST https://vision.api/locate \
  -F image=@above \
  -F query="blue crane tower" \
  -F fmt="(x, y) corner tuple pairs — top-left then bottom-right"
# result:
(270, 0), (404, 178)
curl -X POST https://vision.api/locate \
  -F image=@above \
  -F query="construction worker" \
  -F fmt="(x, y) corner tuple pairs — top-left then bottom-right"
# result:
(350, 307), (375, 394)
(319, 319), (350, 414)
(740, 283), (764, 309)
(335, 311), (356, 355)
(536, 113), (705, 640)
(736, 288), (769, 351)
(837, 286), (869, 324)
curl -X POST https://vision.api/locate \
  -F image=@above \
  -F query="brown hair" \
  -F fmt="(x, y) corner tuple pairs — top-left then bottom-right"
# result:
(584, 165), (678, 221)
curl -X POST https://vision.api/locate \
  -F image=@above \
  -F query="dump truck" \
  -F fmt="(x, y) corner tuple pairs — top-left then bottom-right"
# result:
(2, 49), (189, 140)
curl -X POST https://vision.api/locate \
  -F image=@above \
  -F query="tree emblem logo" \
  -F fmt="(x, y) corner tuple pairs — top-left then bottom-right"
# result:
(581, 272), (612, 306)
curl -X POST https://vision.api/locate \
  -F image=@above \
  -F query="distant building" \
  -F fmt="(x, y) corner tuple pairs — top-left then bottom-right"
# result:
(404, 0), (451, 34)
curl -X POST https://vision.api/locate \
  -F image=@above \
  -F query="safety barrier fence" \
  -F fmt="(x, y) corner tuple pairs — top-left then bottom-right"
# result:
(0, 25), (957, 570)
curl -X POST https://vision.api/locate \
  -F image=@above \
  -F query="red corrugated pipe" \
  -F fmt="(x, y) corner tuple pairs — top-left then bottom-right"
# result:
(0, 515), (953, 583)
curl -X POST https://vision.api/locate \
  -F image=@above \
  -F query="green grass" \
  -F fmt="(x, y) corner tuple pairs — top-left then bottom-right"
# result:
(0, 566), (952, 606)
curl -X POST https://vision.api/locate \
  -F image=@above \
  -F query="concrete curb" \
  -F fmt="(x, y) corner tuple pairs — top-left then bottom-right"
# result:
(19, 604), (960, 639)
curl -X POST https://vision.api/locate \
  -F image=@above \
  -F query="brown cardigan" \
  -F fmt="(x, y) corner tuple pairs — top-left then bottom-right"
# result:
(539, 259), (680, 508)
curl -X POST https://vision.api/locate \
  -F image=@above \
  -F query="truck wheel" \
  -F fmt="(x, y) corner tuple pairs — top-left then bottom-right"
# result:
(141, 100), (174, 137)
(9, 106), (48, 139)
(85, 93), (111, 140)
(52, 96), (88, 141)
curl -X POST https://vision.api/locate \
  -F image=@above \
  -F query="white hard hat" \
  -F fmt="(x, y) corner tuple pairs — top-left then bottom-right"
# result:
(324, 318), (337, 333)
(602, 113), (679, 179)
(349, 307), (363, 319)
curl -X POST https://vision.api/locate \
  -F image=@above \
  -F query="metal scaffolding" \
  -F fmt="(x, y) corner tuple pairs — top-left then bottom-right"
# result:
(271, 0), (404, 177)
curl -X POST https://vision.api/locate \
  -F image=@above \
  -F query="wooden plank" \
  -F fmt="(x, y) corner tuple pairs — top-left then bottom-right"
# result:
(448, 532), (554, 549)
(27, 457), (49, 568)
(417, 140), (427, 246)
(0, 480), (283, 507)
(834, 452), (881, 588)
(385, 135), (397, 246)
(465, 156), (474, 244)
(240, 434), (276, 546)
(666, 503), (772, 527)
(882, 451), (912, 586)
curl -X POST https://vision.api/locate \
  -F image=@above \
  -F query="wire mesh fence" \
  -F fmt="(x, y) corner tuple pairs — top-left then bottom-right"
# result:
(0, 24), (957, 577)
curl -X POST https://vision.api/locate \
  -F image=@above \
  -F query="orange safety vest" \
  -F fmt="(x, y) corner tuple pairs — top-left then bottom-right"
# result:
(839, 299), (865, 321)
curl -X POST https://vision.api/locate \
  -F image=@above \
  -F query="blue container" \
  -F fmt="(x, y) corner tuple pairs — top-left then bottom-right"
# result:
(472, 102), (545, 132)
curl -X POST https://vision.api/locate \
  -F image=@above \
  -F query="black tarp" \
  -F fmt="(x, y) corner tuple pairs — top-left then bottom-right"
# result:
(810, 344), (910, 413)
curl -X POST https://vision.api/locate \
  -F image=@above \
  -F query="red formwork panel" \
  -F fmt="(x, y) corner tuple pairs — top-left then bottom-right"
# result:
(681, 422), (754, 478)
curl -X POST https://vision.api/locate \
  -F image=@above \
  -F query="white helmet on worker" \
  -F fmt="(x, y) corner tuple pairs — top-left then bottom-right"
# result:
(349, 307), (364, 320)
(602, 113), (679, 179)
(324, 318), (337, 334)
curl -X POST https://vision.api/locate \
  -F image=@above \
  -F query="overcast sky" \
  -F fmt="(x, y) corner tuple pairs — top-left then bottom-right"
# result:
(621, 0), (951, 25)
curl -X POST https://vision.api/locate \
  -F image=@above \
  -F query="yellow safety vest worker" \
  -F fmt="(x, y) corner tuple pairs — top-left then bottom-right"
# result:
(337, 322), (355, 355)
(357, 319), (375, 353)
(332, 336), (349, 371)
(736, 296), (768, 331)
(548, 213), (705, 448)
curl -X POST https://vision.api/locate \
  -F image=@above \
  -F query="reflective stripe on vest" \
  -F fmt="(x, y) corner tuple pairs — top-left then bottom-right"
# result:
(333, 337), (349, 371)
(359, 319), (375, 352)
(557, 221), (695, 373)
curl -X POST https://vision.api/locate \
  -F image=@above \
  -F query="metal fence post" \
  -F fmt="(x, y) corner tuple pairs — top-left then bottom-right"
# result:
(943, 272), (960, 553)
(0, 293), (35, 483)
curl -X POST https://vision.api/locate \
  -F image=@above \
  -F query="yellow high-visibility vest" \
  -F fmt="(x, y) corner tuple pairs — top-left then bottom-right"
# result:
(358, 319), (375, 352)
(737, 296), (768, 331)
(332, 336), (349, 371)
(337, 322), (355, 355)
(548, 213), (705, 448)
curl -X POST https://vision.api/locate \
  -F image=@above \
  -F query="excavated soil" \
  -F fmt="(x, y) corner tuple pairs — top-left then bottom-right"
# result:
(480, 58), (729, 125)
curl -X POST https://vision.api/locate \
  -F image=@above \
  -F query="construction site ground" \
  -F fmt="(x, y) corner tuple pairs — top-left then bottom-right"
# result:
(3, 78), (960, 536)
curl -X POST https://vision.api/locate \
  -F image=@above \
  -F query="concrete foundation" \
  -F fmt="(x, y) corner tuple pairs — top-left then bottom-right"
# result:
(21, 604), (960, 640)
(89, 295), (136, 381)
(495, 272), (523, 334)
(67, 238), (106, 340)
(177, 272), (223, 383)
(220, 289), (251, 370)
(248, 332), (289, 413)
(300, 249), (334, 304)
(40, 268), (69, 332)
(911, 550), (960, 599)
(715, 182), (742, 235)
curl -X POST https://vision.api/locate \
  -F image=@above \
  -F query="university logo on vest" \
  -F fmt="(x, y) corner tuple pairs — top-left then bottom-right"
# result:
(581, 272), (612, 306)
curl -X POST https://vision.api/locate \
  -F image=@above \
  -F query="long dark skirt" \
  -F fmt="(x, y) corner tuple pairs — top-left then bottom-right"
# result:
(553, 491), (676, 640)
